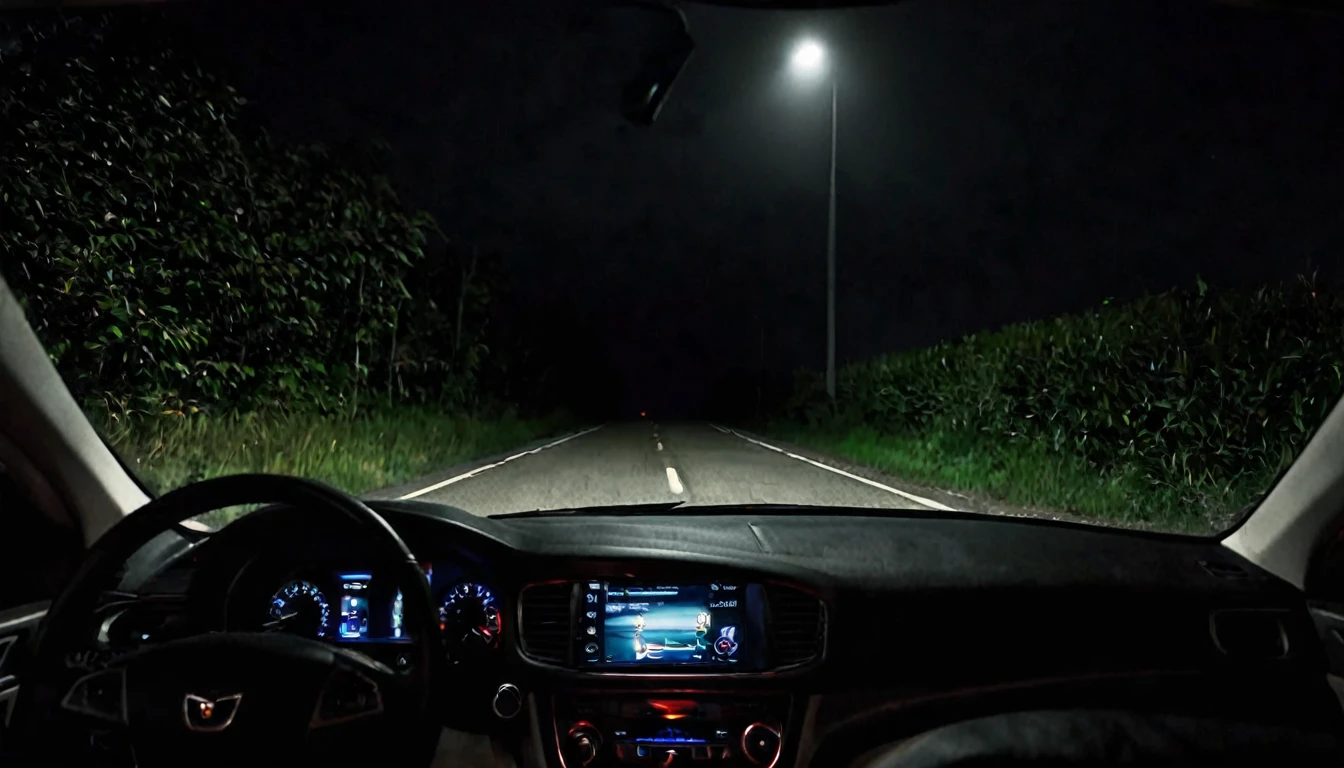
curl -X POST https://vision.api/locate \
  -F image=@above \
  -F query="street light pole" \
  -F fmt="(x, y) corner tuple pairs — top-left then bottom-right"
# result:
(825, 78), (837, 402)
(787, 38), (838, 401)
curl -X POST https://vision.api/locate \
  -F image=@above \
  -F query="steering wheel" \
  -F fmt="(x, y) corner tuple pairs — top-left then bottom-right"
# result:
(12, 475), (443, 767)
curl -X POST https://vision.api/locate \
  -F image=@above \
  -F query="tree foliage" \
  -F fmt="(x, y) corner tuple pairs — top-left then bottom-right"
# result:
(1, 13), (490, 417)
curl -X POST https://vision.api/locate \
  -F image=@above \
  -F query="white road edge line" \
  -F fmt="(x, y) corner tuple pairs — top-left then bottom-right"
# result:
(708, 424), (955, 512)
(666, 467), (684, 495)
(399, 425), (604, 500)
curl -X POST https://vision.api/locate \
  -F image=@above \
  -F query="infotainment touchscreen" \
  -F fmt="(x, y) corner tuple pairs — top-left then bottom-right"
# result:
(578, 582), (766, 669)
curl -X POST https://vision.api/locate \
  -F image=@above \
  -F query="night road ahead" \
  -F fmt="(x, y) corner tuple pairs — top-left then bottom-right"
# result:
(375, 422), (961, 517)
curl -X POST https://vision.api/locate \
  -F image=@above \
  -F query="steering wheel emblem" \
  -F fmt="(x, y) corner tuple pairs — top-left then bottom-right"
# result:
(183, 693), (242, 732)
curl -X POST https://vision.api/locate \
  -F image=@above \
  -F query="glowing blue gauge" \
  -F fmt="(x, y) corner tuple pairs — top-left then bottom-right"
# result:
(340, 578), (371, 639)
(268, 580), (330, 638)
(439, 582), (501, 650)
(390, 563), (434, 640)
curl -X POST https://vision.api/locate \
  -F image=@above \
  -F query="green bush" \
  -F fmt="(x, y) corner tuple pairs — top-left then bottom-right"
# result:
(783, 277), (1344, 527)
(0, 13), (489, 418)
(100, 406), (569, 497)
(95, 406), (573, 526)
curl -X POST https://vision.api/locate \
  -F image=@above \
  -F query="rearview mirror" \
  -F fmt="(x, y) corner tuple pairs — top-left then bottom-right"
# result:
(611, 1), (695, 126)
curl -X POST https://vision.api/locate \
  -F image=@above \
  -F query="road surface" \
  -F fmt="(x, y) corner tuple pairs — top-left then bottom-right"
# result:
(379, 422), (962, 517)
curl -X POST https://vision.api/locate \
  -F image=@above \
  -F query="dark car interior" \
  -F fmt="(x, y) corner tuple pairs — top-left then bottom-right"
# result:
(2, 474), (1342, 766)
(5, 0), (1344, 765)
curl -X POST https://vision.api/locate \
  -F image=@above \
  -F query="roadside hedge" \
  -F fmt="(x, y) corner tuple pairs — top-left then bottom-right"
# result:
(788, 277), (1344, 520)
(0, 13), (487, 418)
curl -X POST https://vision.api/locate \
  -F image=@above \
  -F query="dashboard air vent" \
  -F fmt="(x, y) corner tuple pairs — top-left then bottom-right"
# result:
(1199, 560), (1250, 581)
(519, 582), (573, 664)
(0, 636), (15, 678)
(766, 584), (825, 667)
(1210, 609), (1289, 660)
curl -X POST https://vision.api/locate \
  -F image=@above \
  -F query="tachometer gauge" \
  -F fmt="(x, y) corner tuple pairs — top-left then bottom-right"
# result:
(439, 582), (501, 652)
(267, 580), (330, 638)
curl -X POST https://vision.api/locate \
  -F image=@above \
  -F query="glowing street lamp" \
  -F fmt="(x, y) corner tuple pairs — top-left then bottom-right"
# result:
(790, 39), (827, 78)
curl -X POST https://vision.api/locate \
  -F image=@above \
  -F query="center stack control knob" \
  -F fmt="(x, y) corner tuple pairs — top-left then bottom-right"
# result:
(492, 683), (522, 720)
(741, 722), (782, 766)
(565, 723), (603, 767)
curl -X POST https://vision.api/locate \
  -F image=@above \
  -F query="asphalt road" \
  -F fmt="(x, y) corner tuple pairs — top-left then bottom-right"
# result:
(384, 422), (959, 517)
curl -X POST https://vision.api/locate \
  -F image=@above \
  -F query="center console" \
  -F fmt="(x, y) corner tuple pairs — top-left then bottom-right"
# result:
(519, 578), (826, 767)
(555, 694), (789, 767)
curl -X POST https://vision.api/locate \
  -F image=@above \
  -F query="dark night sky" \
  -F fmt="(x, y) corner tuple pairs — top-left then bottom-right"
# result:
(175, 0), (1344, 417)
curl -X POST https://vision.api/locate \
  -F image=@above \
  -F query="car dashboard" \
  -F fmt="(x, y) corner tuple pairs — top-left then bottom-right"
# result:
(102, 500), (1342, 768)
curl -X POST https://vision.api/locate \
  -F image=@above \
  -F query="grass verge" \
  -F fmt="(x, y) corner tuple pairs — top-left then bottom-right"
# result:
(98, 407), (573, 526)
(765, 423), (1266, 535)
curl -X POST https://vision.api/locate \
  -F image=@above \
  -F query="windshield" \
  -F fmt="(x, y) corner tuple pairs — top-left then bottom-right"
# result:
(4, 0), (1341, 535)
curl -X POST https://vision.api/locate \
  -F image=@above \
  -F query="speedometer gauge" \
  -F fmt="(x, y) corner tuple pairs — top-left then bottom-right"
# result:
(268, 580), (330, 638)
(440, 582), (500, 652)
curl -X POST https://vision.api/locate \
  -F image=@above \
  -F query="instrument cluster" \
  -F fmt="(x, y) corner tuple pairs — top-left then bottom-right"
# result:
(244, 561), (502, 661)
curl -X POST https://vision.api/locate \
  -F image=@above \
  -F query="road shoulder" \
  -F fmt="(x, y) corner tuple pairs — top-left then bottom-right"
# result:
(717, 424), (1093, 525)
(364, 425), (600, 501)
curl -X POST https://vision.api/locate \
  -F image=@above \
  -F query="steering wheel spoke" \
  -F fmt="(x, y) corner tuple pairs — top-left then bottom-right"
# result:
(310, 657), (388, 729)
(60, 667), (128, 725)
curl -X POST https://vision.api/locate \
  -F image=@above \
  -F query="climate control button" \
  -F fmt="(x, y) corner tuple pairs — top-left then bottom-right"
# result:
(565, 723), (603, 766)
(741, 723), (781, 765)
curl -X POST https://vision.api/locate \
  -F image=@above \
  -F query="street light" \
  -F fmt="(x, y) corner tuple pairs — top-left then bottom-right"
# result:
(791, 39), (826, 76)
(788, 38), (838, 402)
